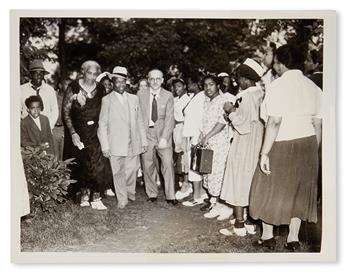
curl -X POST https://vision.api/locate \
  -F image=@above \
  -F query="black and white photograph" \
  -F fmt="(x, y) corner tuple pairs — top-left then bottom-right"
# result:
(10, 10), (336, 263)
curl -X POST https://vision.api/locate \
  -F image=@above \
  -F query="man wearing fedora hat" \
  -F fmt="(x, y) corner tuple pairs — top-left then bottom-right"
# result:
(21, 59), (59, 130)
(98, 66), (148, 209)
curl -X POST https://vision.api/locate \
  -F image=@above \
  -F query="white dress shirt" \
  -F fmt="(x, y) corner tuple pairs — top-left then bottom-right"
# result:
(30, 115), (41, 131)
(174, 93), (193, 122)
(21, 81), (59, 129)
(114, 91), (128, 105)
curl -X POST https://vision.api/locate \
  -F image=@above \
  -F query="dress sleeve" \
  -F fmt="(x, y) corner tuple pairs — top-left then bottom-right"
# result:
(265, 83), (283, 117)
(62, 85), (76, 136)
(216, 97), (227, 125)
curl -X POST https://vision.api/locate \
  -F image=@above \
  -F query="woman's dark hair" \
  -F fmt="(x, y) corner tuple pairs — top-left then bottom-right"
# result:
(276, 43), (306, 71)
(25, 95), (43, 109)
(203, 74), (221, 86)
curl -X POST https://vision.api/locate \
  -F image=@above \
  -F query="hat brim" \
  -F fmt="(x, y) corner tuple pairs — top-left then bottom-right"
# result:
(109, 74), (127, 80)
(30, 68), (49, 75)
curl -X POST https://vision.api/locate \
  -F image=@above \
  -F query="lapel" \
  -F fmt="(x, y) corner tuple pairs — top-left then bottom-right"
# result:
(109, 91), (127, 122)
(27, 116), (42, 140)
(143, 89), (150, 124)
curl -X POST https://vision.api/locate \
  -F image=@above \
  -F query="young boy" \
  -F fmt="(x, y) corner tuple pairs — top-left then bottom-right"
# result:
(21, 95), (55, 155)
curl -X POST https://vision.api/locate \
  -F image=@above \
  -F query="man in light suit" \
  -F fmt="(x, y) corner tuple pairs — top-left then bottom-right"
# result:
(98, 66), (148, 209)
(137, 69), (177, 205)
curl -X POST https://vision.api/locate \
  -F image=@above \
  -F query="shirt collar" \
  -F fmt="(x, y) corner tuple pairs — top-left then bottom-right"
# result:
(30, 81), (43, 90)
(150, 88), (161, 97)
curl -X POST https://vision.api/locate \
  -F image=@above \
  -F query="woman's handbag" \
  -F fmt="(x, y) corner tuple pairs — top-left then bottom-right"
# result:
(190, 144), (213, 174)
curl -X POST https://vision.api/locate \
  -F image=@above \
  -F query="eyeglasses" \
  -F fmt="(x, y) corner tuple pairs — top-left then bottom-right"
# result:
(148, 78), (162, 82)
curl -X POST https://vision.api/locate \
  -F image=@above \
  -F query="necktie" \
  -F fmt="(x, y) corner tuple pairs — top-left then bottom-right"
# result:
(151, 94), (158, 123)
(35, 87), (44, 111)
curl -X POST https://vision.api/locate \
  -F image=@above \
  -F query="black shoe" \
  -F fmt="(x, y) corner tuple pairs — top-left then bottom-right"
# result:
(166, 199), (178, 206)
(284, 241), (301, 252)
(200, 202), (212, 211)
(147, 197), (157, 202)
(253, 237), (276, 250)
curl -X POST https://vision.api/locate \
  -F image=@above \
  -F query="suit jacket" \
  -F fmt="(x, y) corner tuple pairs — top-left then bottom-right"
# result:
(97, 91), (148, 156)
(21, 114), (55, 155)
(137, 88), (175, 145)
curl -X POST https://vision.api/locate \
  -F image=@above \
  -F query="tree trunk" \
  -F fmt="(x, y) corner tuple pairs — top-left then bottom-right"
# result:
(58, 18), (67, 91)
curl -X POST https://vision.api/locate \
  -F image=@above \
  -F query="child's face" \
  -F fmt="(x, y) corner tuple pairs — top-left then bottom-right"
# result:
(27, 101), (41, 119)
(102, 79), (113, 94)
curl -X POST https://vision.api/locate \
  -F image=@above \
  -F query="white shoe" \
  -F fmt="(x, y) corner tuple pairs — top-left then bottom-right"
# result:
(91, 200), (107, 210)
(217, 206), (234, 221)
(80, 201), (90, 207)
(182, 197), (204, 207)
(244, 223), (257, 235)
(204, 204), (222, 218)
(175, 187), (193, 200)
(105, 189), (115, 197)
(219, 226), (247, 237)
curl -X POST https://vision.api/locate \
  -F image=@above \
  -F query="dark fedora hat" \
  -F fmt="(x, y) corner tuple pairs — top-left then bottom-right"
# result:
(28, 59), (49, 74)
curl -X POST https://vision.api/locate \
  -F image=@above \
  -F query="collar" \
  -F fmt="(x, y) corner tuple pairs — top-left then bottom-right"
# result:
(150, 88), (161, 97)
(30, 81), (43, 90)
(237, 86), (260, 98)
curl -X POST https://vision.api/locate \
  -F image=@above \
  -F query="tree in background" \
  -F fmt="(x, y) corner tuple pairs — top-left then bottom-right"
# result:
(19, 17), (323, 88)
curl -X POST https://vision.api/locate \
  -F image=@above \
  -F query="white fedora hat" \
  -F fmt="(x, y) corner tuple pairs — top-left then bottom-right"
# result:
(110, 66), (128, 79)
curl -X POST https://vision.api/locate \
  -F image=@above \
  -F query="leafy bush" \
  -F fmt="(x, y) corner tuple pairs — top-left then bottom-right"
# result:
(21, 146), (77, 214)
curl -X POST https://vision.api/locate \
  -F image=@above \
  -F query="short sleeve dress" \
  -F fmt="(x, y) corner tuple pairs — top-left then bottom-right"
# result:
(201, 94), (230, 197)
(220, 86), (264, 207)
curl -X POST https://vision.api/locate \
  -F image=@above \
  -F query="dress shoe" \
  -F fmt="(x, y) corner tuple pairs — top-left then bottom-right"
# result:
(147, 197), (157, 202)
(253, 237), (276, 250)
(166, 199), (178, 206)
(284, 241), (301, 252)
(200, 201), (213, 211)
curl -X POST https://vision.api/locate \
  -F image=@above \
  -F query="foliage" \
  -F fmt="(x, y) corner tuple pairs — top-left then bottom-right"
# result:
(21, 146), (76, 214)
(19, 17), (323, 85)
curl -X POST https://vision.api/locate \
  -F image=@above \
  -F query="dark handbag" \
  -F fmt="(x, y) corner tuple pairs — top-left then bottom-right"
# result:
(190, 144), (213, 174)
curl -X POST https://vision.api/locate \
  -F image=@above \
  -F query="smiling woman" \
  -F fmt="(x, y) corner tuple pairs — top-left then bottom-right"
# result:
(62, 60), (113, 211)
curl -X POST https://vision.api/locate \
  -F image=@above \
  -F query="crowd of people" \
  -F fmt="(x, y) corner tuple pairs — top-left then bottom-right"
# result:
(20, 42), (323, 251)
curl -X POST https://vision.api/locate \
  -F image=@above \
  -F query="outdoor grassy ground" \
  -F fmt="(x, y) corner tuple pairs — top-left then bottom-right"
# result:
(21, 183), (321, 253)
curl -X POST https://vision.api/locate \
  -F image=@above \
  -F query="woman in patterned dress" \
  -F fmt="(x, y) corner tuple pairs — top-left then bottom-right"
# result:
(62, 60), (112, 210)
(198, 75), (231, 218)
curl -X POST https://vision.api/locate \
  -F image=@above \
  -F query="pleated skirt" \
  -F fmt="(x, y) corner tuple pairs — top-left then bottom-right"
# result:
(249, 136), (319, 225)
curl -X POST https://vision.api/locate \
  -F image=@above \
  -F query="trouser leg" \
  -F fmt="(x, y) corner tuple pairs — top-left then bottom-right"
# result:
(156, 147), (175, 200)
(125, 155), (140, 201)
(110, 156), (128, 206)
(141, 144), (159, 198)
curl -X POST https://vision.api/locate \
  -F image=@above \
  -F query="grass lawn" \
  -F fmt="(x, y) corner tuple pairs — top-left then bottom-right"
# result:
(21, 184), (321, 253)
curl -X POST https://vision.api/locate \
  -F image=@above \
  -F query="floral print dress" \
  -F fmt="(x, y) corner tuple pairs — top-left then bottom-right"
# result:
(201, 94), (230, 197)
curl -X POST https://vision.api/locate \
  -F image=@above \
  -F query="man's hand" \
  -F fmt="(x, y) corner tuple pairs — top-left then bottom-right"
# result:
(142, 145), (148, 153)
(158, 138), (168, 149)
(102, 149), (111, 158)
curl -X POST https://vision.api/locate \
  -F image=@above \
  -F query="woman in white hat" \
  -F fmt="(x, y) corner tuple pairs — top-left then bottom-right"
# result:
(62, 60), (113, 210)
(219, 58), (265, 237)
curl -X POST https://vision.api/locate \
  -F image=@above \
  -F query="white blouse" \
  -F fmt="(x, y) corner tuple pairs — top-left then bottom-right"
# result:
(264, 70), (322, 141)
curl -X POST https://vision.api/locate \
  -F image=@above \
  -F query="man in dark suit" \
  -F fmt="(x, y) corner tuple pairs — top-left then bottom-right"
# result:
(21, 95), (55, 155)
(137, 69), (177, 205)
